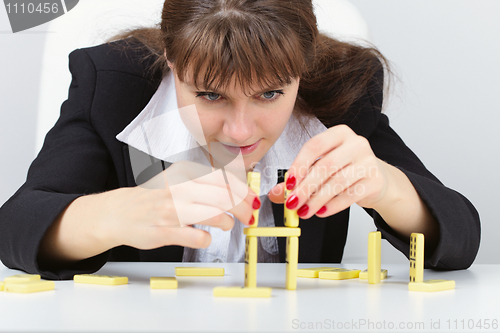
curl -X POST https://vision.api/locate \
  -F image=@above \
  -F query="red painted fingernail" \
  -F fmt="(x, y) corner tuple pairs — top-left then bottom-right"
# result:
(297, 205), (309, 217)
(285, 194), (299, 209)
(249, 215), (255, 225)
(285, 174), (296, 190)
(253, 197), (261, 210)
(317, 206), (327, 215)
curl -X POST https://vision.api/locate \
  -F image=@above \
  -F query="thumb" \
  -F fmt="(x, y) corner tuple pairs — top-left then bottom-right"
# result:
(268, 182), (286, 204)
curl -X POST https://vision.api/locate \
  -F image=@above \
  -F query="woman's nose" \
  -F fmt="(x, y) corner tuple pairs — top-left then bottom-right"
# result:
(222, 104), (254, 144)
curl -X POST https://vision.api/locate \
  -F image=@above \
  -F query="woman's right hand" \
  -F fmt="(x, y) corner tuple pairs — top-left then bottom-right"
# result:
(38, 161), (259, 263)
(103, 160), (258, 250)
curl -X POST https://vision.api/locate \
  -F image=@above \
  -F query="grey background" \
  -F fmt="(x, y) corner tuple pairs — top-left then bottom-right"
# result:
(1, 0), (498, 264)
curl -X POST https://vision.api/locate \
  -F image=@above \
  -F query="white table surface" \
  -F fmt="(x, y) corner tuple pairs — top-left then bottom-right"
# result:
(1, 262), (499, 332)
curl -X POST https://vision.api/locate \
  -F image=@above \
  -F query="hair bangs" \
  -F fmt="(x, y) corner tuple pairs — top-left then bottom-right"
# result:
(171, 12), (305, 95)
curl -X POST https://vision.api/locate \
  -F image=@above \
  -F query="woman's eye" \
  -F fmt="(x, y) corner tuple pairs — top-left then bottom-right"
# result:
(196, 90), (284, 104)
(262, 91), (277, 99)
(260, 90), (284, 102)
(195, 92), (222, 103)
(205, 92), (221, 101)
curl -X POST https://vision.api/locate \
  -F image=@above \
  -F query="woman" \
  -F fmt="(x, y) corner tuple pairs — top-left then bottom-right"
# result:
(0, 0), (480, 279)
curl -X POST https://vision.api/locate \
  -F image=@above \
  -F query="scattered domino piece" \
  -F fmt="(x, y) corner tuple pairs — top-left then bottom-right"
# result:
(409, 233), (424, 283)
(213, 286), (272, 298)
(359, 269), (388, 280)
(4, 274), (41, 283)
(319, 268), (361, 280)
(4, 280), (55, 293)
(409, 279), (455, 292)
(284, 171), (299, 228)
(285, 236), (299, 290)
(297, 267), (335, 278)
(244, 236), (258, 287)
(247, 172), (261, 228)
(243, 227), (301, 237)
(367, 231), (382, 284)
(150, 277), (178, 289)
(74, 274), (128, 285)
(175, 267), (225, 277)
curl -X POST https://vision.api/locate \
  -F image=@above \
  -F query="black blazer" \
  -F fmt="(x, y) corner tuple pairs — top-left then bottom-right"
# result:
(0, 40), (480, 280)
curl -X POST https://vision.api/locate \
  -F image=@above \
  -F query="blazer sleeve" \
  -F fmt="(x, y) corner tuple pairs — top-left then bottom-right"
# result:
(345, 64), (480, 270)
(0, 49), (114, 280)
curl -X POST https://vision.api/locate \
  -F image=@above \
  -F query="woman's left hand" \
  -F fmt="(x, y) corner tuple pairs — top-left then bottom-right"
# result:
(268, 124), (393, 218)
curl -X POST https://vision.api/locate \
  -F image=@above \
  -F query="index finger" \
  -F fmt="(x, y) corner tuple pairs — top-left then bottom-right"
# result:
(287, 125), (350, 189)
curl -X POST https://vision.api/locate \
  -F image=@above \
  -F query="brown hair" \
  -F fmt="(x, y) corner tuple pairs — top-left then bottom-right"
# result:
(110, 0), (389, 125)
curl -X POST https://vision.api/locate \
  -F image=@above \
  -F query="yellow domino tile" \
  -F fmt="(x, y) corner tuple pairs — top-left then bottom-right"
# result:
(244, 236), (258, 287)
(319, 268), (361, 280)
(409, 233), (424, 283)
(74, 274), (128, 285)
(213, 286), (272, 298)
(367, 231), (381, 284)
(0, 281), (4, 291)
(359, 269), (388, 280)
(409, 279), (455, 292)
(247, 172), (261, 228)
(284, 172), (299, 228)
(297, 267), (335, 278)
(150, 277), (178, 289)
(175, 267), (225, 277)
(4, 280), (55, 293)
(4, 274), (41, 283)
(243, 227), (301, 237)
(285, 236), (299, 290)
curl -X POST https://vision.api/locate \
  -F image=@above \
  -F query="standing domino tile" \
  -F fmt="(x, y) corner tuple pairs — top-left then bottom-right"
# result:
(284, 171), (299, 228)
(244, 236), (258, 287)
(244, 171), (260, 287)
(367, 231), (381, 284)
(409, 233), (424, 283)
(285, 236), (299, 290)
(74, 274), (128, 285)
(247, 172), (261, 228)
(4, 274), (41, 283)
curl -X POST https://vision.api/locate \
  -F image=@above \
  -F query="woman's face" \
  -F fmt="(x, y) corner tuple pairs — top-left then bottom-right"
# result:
(169, 63), (300, 171)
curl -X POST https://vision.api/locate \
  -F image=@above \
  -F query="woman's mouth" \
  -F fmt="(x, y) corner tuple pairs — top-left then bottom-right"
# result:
(221, 139), (261, 155)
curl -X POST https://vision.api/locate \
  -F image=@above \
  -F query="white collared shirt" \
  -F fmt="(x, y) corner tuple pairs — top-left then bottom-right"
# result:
(116, 71), (327, 263)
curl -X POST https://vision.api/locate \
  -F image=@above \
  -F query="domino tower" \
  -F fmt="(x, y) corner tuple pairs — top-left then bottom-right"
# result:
(214, 171), (301, 297)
